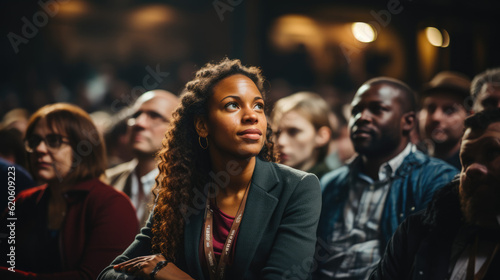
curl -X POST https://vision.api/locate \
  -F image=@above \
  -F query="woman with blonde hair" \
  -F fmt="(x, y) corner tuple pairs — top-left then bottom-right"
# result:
(271, 92), (334, 179)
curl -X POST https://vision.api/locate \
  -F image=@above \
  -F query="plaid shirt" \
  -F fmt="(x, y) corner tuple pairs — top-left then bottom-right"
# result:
(319, 144), (415, 280)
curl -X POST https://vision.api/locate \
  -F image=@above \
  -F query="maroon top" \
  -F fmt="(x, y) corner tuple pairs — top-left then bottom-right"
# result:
(200, 203), (240, 276)
(0, 178), (139, 280)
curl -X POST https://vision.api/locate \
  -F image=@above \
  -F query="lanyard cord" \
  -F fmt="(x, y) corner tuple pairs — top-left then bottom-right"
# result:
(203, 180), (251, 280)
(465, 235), (500, 280)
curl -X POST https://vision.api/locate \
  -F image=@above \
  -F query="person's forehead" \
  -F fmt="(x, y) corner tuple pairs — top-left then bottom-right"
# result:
(278, 110), (311, 126)
(353, 83), (400, 104)
(422, 93), (462, 105)
(137, 96), (175, 115)
(463, 122), (500, 141)
(479, 83), (500, 97)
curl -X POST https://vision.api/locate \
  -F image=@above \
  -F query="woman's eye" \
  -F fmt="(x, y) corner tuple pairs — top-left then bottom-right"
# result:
(225, 102), (239, 110)
(254, 103), (265, 110)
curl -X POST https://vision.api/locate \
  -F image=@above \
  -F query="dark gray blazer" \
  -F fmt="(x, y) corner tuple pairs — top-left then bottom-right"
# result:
(98, 157), (322, 280)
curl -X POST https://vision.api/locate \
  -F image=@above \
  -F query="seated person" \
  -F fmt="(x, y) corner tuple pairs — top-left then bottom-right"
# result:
(0, 103), (138, 279)
(371, 108), (500, 279)
(271, 92), (333, 179)
(98, 58), (321, 280)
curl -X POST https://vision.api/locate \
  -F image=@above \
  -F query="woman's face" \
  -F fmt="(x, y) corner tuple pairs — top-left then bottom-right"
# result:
(273, 110), (320, 171)
(198, 74), (267, 160)
(27, 118), (73, 183)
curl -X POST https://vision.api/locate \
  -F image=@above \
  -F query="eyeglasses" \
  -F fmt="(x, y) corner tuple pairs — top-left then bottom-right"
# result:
(25, 134), (71, 153)
(127, 111), (169, 127)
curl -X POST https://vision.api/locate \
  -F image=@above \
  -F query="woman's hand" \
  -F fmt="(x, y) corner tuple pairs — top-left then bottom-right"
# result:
(113, 254), (193, 280)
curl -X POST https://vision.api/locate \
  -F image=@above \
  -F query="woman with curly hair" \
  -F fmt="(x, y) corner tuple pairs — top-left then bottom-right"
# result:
(98, 58), (322, 280)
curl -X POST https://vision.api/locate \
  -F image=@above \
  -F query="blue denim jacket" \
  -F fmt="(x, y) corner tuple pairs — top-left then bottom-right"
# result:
(317, 150), (458, 251)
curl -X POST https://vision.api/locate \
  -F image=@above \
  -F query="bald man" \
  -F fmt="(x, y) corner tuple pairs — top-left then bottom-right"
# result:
(106, 90), (180, 227)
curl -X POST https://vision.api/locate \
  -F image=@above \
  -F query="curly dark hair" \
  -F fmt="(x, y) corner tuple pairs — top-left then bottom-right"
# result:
(151, 58), (276, 261)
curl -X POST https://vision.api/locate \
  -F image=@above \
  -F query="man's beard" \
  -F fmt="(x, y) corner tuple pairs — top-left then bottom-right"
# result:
(459, 181), (500, 227)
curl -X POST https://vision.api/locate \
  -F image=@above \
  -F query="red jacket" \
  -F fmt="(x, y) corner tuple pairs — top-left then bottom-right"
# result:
(0, 178), (139, 279)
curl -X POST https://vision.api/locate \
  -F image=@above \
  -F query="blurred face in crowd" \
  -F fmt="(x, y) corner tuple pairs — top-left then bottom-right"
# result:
(273, 110), (326, 171)
(473, 83), (500, 112)
(349, 83), (410, 158)
(129, 91), (178, 157)
(196, 74), (267, 160)
(419, 93), (467, 147)
(459, 122), (500, 227)
(26, 118), (73, 183)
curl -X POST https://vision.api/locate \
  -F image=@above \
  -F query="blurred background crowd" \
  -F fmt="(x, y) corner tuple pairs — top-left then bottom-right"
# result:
(2, 0), (500, 119)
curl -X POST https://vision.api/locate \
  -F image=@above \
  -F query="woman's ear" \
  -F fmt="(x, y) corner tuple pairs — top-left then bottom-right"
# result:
(194, 116), (209, 137)
(315, 126), (332, 147)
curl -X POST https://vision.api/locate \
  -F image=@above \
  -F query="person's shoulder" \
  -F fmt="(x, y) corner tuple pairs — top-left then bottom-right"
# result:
(85, 178), (132, 202)
(16, 184), (46, 200)
(320, 164), (350, 190)
(105, 159), (137, 179)
(406, 150), (459, 172)
(271, 161), (313, 179)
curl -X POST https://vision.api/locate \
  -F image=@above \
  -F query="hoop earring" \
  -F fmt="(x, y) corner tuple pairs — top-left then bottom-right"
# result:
(199, 136), (208, 149)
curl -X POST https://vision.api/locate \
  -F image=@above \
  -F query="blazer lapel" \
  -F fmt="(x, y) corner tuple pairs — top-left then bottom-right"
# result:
(184, 198), (206, 280)
(231, 158), (280, 278)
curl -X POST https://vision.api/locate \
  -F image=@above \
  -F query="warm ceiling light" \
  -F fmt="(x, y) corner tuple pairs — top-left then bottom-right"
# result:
(352, 22), (376, 43)
(426, 27), (449, 48)
(441, 29), (450, 47)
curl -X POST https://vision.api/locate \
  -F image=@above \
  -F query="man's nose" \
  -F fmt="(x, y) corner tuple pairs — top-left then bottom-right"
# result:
(430, 108), (445, 121)
(464, 162), (488, 180)
(130, 113), (149, 128)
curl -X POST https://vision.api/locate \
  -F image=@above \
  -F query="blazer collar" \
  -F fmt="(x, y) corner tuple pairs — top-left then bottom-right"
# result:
(183, 157), (281, 279)
(231, 158), (280, 277)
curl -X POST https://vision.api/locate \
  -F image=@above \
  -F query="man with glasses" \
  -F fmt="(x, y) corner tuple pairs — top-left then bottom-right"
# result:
(106, 90), (180, 227)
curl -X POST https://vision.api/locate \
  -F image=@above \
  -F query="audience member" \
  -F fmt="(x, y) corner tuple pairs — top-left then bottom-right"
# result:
(1, 108), (30, 137)
(371, 108), (500, 279)
(471, 67), (500, 112)
(105, 90), (180, 226)
(0, 128), (36, 210)
(418, 71), (471, 169)
(0, 103), (138, 279)
(98, 58), (321, 280)
(271, 92), (333, 179)
(316, 77), (458, 280)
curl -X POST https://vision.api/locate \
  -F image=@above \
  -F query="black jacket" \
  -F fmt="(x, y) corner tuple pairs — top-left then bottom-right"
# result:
(370, 178), (500, 280)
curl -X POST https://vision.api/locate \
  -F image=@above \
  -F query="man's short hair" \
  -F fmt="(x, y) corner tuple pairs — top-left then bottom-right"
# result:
(464, 108), (500, 131)
(470, 68), (500, 99)
(363, 77), (417, 113)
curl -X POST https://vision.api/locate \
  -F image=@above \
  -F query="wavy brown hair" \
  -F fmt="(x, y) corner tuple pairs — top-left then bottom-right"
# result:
(25, 103), (107, 183)
(151, 58), (276, 261)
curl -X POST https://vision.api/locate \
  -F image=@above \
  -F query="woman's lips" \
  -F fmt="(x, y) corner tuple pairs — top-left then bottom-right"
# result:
(238, 129), (262, 140)
(36, 161), (52, 168)
(279, 153), (289, 161)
